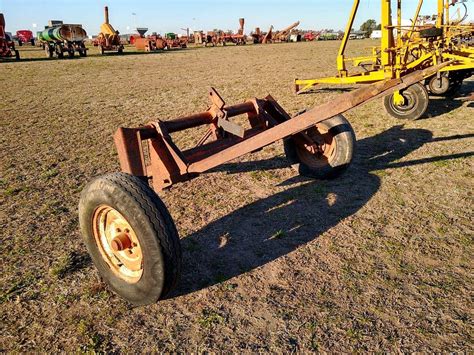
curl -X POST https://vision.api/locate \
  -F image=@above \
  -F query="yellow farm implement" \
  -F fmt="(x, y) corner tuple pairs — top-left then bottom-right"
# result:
(295, 0), (474, 120)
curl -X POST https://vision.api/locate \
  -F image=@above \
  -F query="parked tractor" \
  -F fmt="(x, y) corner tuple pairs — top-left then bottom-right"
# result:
(96, 6), (124, 55)
(0, 13), (19, 60)
(164, 33), (187, 48)
(38, 21), (88, 58)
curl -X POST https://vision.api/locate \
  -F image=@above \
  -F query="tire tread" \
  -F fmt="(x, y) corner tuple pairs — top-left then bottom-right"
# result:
(101, 173), (181, 297)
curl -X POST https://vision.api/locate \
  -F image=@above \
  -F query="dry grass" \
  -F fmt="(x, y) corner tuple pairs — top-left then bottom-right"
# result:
(1, 40), (473, 352)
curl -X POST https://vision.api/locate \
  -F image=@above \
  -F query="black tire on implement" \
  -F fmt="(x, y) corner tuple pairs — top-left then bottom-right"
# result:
(79, 173), (182, 306)
(427, 74), (450, 96)
(383, 82), (429, 120)
(45, 45), (53, 58)
(284, 114), (355, 179)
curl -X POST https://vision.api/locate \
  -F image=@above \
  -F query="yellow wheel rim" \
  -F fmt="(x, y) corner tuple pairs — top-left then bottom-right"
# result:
(92, 205), (143, 283)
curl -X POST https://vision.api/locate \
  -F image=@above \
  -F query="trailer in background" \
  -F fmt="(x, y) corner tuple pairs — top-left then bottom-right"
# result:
(38, 21), (88, 58)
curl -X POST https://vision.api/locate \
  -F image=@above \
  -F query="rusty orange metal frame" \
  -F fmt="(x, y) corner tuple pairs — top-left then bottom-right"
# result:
(114, 63), (450, 192)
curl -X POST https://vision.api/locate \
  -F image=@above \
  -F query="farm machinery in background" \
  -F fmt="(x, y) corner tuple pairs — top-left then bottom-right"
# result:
(129, 28), (148, 46)
(16, 30), (35, 46)
(267, 21), (301, 43)
(251, 21), (301, 43)
(164, 33), (188, 48)
(273, 21), (301, 42)
(133, 30), (188, 52)
(221, 18), (247, 45)
(295, 0), (474, 121)
(303, 31), (322, 41)
(318, 30), (344, 40)
(96, 6), (124, 55)
(193, 30), (221, 46)
(251, 26), (274, 44)
(134, 33), (166, 51)
(194, 18), (248, 46)
(0, 13), (19, 60)
(38, 20), (88, 58)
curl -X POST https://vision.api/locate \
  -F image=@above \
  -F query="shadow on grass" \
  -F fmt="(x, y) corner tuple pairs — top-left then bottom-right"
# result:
(423, 80), (473, 119)
(172, 125), (473, 297)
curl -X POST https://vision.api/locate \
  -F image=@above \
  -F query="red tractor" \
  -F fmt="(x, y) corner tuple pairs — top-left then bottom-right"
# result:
(0, 13), (20, 60)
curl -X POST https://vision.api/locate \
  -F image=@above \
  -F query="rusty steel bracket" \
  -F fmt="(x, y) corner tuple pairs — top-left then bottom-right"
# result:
(209, 88), (245, 138)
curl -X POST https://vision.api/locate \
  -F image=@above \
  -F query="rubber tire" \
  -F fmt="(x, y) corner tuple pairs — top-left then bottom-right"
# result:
(79, 173), (182, 306)
(427, 74), (450, 96)
(427, 72), (467, 96)
(45, 45), (53, 58)
(284, 114), (355, 179)
(79, 45), (87, 57)
(383, 82), (429, 120)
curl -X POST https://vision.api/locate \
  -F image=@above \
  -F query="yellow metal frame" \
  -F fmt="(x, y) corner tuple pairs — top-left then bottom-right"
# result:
(295, 0), (474, 95)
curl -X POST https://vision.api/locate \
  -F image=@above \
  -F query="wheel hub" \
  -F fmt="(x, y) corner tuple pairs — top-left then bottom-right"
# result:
(296, 125), (335, 168)
(392, 91), (416, 112)
(111, 233), (132, 252)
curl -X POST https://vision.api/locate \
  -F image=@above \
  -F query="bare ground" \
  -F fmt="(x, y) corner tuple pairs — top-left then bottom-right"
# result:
(1, 41), (473, 352)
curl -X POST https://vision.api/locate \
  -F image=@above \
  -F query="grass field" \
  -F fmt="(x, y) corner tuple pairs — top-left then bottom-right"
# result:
(1, 41), (473, 352)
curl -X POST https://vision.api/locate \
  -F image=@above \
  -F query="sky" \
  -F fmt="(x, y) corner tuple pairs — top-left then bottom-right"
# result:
(0, 0), (471, 35)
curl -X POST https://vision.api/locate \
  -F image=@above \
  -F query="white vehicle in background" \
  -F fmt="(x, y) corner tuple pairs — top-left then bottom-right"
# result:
(371, 30), (382, 39)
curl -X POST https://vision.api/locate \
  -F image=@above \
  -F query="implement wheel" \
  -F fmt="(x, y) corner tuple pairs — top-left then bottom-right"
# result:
(45, 45), (53, 58)
(284, 114), (355, 179)
(79, 173), (181, 306)
(383, 82), (429, 120)
(427, 74), (450, 96)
